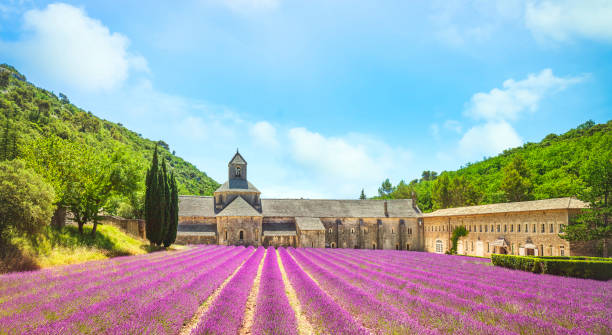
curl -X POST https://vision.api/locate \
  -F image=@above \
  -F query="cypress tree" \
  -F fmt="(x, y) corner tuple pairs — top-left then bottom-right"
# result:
(145, 146), (159, 245)
(157, 159), (169, 245)
(164, 172), (178, 247)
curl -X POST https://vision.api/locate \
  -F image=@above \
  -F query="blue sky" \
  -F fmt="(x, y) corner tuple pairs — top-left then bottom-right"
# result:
(1, 0), (611, 198)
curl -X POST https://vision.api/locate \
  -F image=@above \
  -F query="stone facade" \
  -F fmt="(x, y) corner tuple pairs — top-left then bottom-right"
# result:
(177, 152), (594, 255)
(177, 152), (422, 249)
(423, 199), (594, 257)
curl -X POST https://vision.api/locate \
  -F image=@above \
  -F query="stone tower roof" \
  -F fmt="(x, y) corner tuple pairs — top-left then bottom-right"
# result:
(229, 151), (246, 165)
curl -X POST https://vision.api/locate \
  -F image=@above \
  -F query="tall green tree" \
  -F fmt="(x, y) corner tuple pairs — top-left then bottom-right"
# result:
(432, 174), (453, 209)
(562, 151), (612, 257)
(501, 155), (533, 202)
(378, 179), (395, 198)
(164, 172), (179, 248)
(23, 136), (139, 235)
(359, 189), (366, 200)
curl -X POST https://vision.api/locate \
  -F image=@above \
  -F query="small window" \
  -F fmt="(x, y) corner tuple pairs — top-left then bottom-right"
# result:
(406, 244), (410, 250)
(504, 225), (507, 233)
(351, 228), (354, 234)
(487, 242), (490, 252)
(560, 245), (565, 256)
(511, 224), (514, 232)
(239, 230), (244, 240)
(485, 225), (488, 233)
(471, 241), (474, 251)
(491, 225), (494, 232)
(525, 224), (528, 233)
(550, 224), (554, 233)
(395, 244), (399, 250)
(497, 225), (500, 232)
(391, 229), (394, 234)
(541, 224), (545, 233)
(372, 243), (376, 249)
(479, 225), (482, 232)
(533, 224), (536, 233)
(435, 240), (443, 253)
(517, 224), (521, 232)
(329, 228), (332, 233)
(331, 242), (336, 248)
(235, 166), (241, 177)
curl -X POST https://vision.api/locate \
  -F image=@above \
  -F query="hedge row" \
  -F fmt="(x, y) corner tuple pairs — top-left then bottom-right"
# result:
(491, 254), (612, 281)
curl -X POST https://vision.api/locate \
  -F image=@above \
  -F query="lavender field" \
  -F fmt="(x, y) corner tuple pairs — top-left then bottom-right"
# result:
(1, 246), (610, 335)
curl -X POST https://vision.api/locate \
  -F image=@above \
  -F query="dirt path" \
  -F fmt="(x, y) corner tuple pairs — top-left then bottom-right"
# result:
(179, 249), (255, 335)
(238, 248), (268, 335)
(277, 249), (316, 335)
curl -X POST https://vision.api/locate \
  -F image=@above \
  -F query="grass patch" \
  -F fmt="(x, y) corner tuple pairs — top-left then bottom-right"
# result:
(1, 224), (160, 273)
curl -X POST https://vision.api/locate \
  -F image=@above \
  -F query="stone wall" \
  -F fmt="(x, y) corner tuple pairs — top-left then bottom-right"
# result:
(216, 216), (263, 246)
(175, 234), (217, 245)
(99, 215), (146, 239)
(422, 210), (598, 257)
(262, 235), (296, 248)
(321, 217), (420, 250)
(179, 216), (216, 225)
(297, 229), (325, 248)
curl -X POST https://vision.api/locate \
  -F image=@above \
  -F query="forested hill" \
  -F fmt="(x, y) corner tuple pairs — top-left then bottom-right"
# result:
(376, 119), (612, 212)
(0, 64), (219, 196)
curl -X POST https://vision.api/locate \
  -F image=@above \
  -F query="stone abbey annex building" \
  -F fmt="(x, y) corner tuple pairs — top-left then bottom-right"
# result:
(177, 152), (594, 257)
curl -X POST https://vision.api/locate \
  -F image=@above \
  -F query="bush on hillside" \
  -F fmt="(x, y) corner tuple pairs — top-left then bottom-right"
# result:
(0, 159), (55, 243)
(491, 254), (612, 281)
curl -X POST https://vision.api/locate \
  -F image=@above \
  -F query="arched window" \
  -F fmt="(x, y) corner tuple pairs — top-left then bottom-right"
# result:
(406, 244), (410, 250)
(351, 228), (354, 234)
(225, 230), (228, 240)
(235, 166), (241, 177)
(395, 244), (399, 250)
(331, 242), (336, 248)
(435, 240), (443, 253)
(372, 243), (376, 249)
(239, 230), (244, 241)
(328, 228), (332, 233)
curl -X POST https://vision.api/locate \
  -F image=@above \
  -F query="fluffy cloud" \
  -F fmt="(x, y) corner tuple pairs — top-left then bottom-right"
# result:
(465, 69), (584, 121)
(287, 127), (412, 194)
(458, 121), (522, 160)
(526, 0), (612, 43)
(250, 121), (279, 148)
(12, 3), (147, 91)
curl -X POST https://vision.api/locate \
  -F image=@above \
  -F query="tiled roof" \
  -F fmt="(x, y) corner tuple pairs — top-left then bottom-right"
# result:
(263, 230), (296, 236)
(295, 217), (325, 231)
(178, 196), (215, 217)
(177, 231), (216, 236)
(216, 196), (262, 217)
(423, 197), (588, 217)
(179, 196), (420, 218)
(177, 224), (216, 233)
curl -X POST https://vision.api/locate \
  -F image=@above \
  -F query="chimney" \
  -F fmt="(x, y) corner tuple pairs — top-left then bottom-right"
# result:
(384, 201), (389, 217)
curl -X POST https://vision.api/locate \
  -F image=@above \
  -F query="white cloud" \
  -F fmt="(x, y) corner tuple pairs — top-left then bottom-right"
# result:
(287, 127), (412, 195)
(458, 121), (522, 160)
(525, 0), (612, 43)
(465, 69), (584, 121)
(250, 121), (279, 148)
(10, 3), (147, 91)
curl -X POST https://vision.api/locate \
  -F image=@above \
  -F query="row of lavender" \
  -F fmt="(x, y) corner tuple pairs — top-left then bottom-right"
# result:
(1, 246), (610, 334)
(281, 248), (611, 335)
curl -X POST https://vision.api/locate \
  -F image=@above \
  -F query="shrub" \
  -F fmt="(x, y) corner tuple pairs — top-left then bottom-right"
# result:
(491, 254), (612, 281)
(0, 159), (55, 242)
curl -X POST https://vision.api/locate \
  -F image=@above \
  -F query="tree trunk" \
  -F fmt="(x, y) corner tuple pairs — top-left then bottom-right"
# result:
(51, 206), (66, 229)
(78, 222), (84, 234)
(91, 221), (98, 236)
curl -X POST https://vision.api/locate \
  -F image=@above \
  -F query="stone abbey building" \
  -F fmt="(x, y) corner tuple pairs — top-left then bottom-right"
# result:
(177, 152), (593, 256)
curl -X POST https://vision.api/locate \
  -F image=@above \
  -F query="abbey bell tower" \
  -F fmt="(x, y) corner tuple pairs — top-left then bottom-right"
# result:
(213, 150), (261, 213)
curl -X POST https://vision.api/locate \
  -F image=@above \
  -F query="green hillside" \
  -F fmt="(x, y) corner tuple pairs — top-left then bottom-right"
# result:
(377, 120), (612, 212)
(0, 64), (219, 198)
